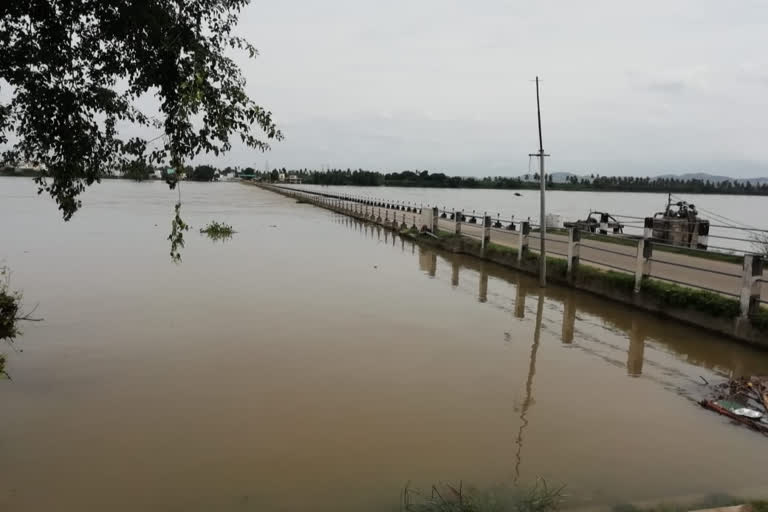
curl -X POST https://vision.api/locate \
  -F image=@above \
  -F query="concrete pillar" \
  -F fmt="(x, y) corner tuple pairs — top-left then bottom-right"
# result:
(567, 227), (580, 283)
(454, 210), (462, 235)
(599, 213), (609, 235)
(697, 221), (710, 250)
(518, 221), (531, 264)
(740, 254), (764, 319)
(634, 239), (652, 293)
(481, 215), (491, 253)
(431, 206), (439, 233)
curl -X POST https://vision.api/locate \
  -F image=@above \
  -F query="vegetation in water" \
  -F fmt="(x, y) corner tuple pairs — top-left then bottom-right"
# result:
(200, 221), (236, 241)
(403, 480), (564, 512)
(0, 265), (39, 379)
(0, 266), (21, 342)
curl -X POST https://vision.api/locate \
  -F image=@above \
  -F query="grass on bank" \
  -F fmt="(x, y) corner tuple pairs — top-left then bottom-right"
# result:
(404, 480), (564, 512)
(199, 221), (236, 241)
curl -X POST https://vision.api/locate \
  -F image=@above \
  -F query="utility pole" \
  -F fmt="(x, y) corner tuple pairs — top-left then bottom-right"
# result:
(529, 76), (549, 287)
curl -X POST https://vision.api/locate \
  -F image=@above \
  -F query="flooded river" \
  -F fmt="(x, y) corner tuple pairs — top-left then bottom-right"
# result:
(1, 177), (767, 511)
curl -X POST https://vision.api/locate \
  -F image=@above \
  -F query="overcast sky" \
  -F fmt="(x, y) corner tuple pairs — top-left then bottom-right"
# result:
(218, 0), (768, 177)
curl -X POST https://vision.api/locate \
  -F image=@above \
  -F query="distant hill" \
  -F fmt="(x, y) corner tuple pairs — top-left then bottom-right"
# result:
(516, 171), (768, 185)
(655, 173), (768, 185)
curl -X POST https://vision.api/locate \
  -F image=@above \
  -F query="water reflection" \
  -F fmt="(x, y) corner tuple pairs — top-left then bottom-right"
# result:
(561, 291), (576, 345)
(478, 264), (488, 303)
(627, 318), (645, 377)
(418, 247), (437, 278)
(339, 215), (768, 381)
(514, 291), (543, 483)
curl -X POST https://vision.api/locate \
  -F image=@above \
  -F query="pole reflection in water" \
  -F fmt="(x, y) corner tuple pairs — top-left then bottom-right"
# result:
(478, 264), (488, 303)
(514, 291), (544, 483)
(451, 260), (460, 288)
(627, 317), (645, 377)
(419, 247), (437, 277)
(562, 291), (576, 345)
(514, 278), (527, 319)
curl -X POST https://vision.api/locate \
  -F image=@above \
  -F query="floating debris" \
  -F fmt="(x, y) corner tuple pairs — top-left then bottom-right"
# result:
(700, 376), (768, 436)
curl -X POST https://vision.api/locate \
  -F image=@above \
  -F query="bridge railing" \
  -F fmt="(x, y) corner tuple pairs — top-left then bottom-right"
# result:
(258, 183), (765, 320)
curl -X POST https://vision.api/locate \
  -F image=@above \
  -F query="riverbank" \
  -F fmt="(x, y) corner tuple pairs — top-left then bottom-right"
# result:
(253, 182), (768, 347)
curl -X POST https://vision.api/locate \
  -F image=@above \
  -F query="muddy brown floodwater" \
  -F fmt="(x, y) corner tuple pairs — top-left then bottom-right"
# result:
(1, 177), (767, 512)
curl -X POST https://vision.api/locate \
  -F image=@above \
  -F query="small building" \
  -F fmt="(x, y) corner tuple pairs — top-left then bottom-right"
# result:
(287, 174), (302, 184)
(278, 172), (286, 182)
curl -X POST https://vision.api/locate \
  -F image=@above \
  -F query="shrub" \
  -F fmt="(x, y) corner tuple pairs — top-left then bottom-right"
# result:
(640, 279), (741, 318)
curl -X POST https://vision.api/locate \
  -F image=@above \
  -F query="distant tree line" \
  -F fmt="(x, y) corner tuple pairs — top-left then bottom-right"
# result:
(6, 163), (765, 194)
(246, 168), (768, 195)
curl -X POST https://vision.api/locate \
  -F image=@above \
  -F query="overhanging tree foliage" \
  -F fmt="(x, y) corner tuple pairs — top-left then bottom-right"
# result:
(0, 0), (282, 222)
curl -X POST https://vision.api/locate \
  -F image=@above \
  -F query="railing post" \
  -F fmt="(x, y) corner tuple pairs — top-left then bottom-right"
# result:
(454, 210), (462, 235)
(431, 206), (439, 233)
(740, 254), (763, 319)
(635, 239), (652, 293)
(518, 221), (530, 263)
(599, 213), (609, 235)
(481, 215), (491, 253)
(567, 227), (580, 283)
(644, 217), (653, 239)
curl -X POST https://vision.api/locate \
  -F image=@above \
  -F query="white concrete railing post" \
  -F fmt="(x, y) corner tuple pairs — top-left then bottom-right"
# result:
(567, 227), (580, 282)
(634, 239), (652, 293)
(740, 254), (764, 319)
(481, 215), (491, 252)
(431, 207), (439, 233)
(518, 221), (530, 263)
(454, 210), (462, 235)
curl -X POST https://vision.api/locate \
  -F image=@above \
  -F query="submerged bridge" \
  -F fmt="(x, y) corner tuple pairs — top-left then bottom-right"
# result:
(251, 182), (767, 345)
